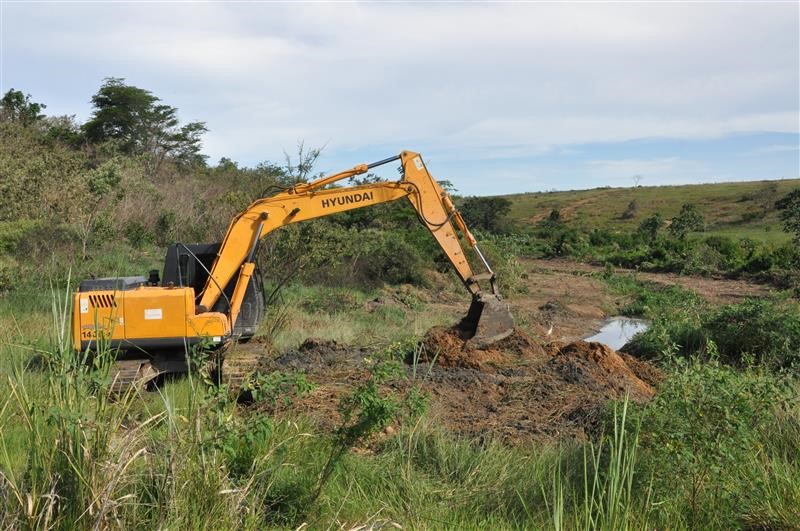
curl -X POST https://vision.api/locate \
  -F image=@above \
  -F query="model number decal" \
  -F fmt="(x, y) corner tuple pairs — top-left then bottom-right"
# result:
(144, 308), (163, 320)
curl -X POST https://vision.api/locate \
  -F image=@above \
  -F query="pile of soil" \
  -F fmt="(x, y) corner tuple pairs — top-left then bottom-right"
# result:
(250, 327), (662, 444)
(274, 338), (371, 376)
(415, 326), (662, 443)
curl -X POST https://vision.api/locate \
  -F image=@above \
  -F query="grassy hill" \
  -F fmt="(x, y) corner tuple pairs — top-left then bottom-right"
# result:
(504, 178), (800, 243)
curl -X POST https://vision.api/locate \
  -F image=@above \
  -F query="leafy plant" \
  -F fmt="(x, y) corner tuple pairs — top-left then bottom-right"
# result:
(630, 359), (790, 529)
(637, 213), (663, 243)
(459, 196), (513, 233)
(775, 188), (800, 245)
(668, 203), (705, 239)
(241, 371), (314, 407)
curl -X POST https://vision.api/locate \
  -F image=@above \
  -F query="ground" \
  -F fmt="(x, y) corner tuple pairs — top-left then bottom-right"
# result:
(227, 258), (770, 445)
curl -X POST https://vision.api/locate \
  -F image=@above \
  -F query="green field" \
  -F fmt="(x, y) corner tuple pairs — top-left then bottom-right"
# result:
(504, 178), (800, 242)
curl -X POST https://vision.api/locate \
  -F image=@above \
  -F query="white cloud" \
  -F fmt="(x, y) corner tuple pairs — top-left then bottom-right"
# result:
(3, 2), (798, 190)
(743, 143), (800, 155)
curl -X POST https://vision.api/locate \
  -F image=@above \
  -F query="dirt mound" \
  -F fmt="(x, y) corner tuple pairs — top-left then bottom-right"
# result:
(252, 327), (661, 444)
(418, 326), (547, 371)
(414, 327), (661, 443)
(274, 338), (370, 375)
(548, 341), (654, 402)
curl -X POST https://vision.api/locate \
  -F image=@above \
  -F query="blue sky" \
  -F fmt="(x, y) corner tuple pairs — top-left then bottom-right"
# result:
(2, 2), (798, 195)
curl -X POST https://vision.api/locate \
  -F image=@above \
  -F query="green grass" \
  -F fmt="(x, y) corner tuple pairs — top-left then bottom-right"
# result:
(504, 178), (799, 242)
(265, 283), (459, 350)
(0, 262), (799, 528)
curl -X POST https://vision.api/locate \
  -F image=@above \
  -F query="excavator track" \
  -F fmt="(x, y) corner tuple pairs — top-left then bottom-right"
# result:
(110, 359), (160, 394)
(109, 356), (190, 394)
(218, 343), (274, 390)
(104, 345), (273, 394)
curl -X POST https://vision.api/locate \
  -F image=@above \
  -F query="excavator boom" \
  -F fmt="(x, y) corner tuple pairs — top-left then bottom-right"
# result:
(198, 150), (513, 345)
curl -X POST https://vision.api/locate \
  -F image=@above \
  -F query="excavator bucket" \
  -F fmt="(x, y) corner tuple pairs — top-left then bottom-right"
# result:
(457, 293), (515, 347)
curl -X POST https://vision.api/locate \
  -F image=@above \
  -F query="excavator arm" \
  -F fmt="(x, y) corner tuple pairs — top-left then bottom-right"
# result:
(199, 150), (513, 345)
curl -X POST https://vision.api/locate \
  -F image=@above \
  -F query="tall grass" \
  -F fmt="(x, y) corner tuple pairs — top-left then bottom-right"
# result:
(0, 279), (798, 529)
(541, 399), (650, 531)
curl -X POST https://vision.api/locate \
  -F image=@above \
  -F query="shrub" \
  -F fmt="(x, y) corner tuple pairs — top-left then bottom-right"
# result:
(0, 219), (41, 253)
(775, 188), (800, 245)
(0, 255), (19, 291)
(631, 360), (791, 529)
(459, 196), (513, 233)
(123, 220), (153, 248)
(155, 210), (176, 246)
(668, 203), (705, 239)
(625, 296), (800, 371)
(358, 230), (428, 286)
(620, 200), (638, 220)
(637, 214), (663, 243)
(704, 298), (800, 369)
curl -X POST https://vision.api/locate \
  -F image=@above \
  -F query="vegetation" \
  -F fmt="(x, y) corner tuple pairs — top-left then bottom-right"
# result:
(504, 179), (799, 241)
(776, 188), (800, 245)
(0, 83), (798, 528)
(459, 196), (513, 233)
(668, 203), (705, 239)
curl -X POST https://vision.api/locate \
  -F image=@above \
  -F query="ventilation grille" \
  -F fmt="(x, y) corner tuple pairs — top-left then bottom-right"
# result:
(89, 294), (117, 308)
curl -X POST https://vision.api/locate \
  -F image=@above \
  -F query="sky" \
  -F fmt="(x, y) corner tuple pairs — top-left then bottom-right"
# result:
(2, 1), (799, 195)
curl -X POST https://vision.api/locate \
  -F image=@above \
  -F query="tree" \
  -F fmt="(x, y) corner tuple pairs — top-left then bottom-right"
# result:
(669, 203), (704, 239)
(282, 141), (323, 185)
(82, 78), (207, 169)
(638, 213), (663, 242)
(71, 161), (123, 259)
(776, 189), (800, 245)
(459, 196), (513, 233)
(0, 89), (46, 125)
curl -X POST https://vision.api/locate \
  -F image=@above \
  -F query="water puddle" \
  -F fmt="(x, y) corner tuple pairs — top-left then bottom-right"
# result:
(585, 317), (649, 350)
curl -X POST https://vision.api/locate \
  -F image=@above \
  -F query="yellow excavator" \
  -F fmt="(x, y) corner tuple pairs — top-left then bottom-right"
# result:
(71, 151), (514, 389)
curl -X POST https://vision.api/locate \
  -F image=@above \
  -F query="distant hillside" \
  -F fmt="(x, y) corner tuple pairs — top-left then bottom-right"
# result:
(504, 179), (800, 243)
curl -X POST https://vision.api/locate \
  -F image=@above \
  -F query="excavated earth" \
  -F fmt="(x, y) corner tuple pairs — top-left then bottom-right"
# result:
(415, 327), (661, 443)
(242, 325), (663, 445)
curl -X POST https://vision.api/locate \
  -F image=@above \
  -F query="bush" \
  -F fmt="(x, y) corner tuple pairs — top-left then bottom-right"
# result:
(625, 296), (800, 371)
(631, 361), (791, 529)
(621, 200), (638, 220)
(704, 298), (800, 369)
(458, 196), (513, 233)
(0, 255), (19, 291)
(359, 230), (428, 286)
(668, 203), (704, 239)
(155, 210), (176, 246)
(637, 213), (663, 243)
(123, 220), (153, 248)
(0, 219), (41, 253)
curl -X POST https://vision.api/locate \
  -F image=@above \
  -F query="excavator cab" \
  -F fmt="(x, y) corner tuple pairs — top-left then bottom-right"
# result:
(161, 243), (264, 341)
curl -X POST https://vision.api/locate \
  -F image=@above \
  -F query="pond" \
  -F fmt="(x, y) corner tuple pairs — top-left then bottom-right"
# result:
(584, 317), (650, 350)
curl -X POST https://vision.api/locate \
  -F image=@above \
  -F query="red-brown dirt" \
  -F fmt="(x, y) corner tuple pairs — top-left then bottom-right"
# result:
(247, 324), (662, 445)
(414, 326), (659, 443)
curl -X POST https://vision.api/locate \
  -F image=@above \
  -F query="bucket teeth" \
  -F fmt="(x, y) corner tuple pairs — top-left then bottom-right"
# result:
(457, 293), (514, 347)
